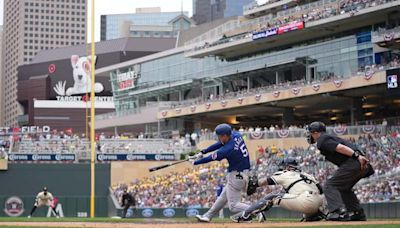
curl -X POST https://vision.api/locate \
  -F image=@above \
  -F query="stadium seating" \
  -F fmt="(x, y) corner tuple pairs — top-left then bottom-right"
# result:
(13, 135), (191, 158)
(192, 0), (395, 52)
(97, 139), (190, 154)
(113, 132), (400, 208)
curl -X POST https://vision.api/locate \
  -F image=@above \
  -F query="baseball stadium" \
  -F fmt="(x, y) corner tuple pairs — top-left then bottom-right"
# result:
(1, 0), (400, 227)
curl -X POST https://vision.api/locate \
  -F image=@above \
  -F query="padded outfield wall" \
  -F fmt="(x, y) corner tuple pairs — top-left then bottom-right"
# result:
(0, 163), (110, 217)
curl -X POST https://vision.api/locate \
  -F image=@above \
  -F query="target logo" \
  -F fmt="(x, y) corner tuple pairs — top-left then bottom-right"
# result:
(48, 64), (56, 74)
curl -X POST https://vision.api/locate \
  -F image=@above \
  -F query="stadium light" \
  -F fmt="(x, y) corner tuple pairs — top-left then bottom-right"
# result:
(330, 116), (338, 121)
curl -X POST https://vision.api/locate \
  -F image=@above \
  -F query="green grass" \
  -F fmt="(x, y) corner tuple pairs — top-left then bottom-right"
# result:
(0, 217), (399, 228)
(297, 226), (400, 228)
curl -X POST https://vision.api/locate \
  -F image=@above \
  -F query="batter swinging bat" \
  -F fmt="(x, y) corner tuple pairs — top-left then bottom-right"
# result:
(148, 158), (189, 172)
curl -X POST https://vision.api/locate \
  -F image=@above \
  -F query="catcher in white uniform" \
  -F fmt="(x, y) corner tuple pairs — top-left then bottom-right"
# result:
(232, 157), (325, 222)
(28, 187), (59, 218)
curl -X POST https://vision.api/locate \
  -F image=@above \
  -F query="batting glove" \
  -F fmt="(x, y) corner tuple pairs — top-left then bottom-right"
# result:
(188, 152), (203, 162)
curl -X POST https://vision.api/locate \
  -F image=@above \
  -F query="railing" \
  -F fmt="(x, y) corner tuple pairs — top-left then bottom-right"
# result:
(372, 26), (400, 42)
(200, 125), (393, 141)
(162, 62), (399, 112)
(187, 0), (397, 54)
(9, 137), (191, 162)
(95, 101), (181, 120)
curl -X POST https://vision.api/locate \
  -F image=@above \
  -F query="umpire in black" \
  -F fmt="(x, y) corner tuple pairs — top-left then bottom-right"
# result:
(306, 122), (374, 221)
(121, 189), (136, 218)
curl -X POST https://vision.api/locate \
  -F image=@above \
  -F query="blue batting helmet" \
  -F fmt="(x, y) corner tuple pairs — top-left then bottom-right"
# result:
(215, 124), (232, 136)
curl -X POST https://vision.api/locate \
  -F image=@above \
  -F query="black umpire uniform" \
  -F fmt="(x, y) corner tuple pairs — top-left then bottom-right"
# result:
(307, 122), (374, 221)
(121, 189), (136, 218)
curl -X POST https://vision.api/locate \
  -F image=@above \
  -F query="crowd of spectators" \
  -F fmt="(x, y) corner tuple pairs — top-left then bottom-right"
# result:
(113, 132), (400, 208)
(358, 54), (400, 74)
(170, 52), (399, 111)
(193, 0), (394, 52)
(170, 76), (338, 110)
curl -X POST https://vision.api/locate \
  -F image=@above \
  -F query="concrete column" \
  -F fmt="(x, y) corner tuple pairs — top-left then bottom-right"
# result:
(178, 91), (183, 101)
(282, 108), (295, 126)
(351, 97), (364, 125)
(275, 71), (279, 84)
(114, 126), (118, 137)
(305, 60), (310, 83)
(157, 120), (161, 137)
(247, 76), (250, 91)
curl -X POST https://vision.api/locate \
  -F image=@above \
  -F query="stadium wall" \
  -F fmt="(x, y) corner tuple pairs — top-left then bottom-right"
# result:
(115, 202), (400, 219)
(0, 163), (110, 217)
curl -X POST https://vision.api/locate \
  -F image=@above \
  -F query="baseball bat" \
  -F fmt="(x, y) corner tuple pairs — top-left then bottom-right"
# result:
(148, 159), (189, 172)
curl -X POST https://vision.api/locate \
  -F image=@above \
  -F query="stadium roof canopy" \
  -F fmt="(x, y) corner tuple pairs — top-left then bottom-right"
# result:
(31, 37), (176, 64)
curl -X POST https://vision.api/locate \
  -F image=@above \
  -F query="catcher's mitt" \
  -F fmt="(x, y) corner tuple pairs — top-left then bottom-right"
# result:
(247, 174), (259, 196)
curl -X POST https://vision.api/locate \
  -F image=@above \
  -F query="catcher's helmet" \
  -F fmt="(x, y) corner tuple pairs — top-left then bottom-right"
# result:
(215, 123), (232, 136)
(279, 157), (298, 168)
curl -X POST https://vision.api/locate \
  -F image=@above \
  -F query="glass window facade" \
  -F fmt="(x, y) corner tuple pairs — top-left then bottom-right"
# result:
(111, 32), (374, 113)
(224, 0), (254, 17)
(101, 12), (188, 40)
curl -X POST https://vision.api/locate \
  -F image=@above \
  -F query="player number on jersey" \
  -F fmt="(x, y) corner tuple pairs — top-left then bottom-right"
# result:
(240, 144), (248, 157)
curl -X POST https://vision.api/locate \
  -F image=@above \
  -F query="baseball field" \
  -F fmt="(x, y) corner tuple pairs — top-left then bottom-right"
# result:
(0, 218), (399, 228)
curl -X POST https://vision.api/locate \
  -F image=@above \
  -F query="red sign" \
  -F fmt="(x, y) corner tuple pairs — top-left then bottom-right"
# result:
(48, 64), (56, 74)
(118, 79), (134, 90)
(278, 21), (304, 35)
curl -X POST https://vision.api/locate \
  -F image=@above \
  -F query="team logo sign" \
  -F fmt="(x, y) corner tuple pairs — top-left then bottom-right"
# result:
(186, 209), (200, 217)
(277, 129), (290, 138)
(163, 208), (176, 218)
(190, 105), (196, 112)
(387, 75), (398, 89)
(48, 64), (56, 74)
(220, 100), (227, 107)
(362, 125), (376, 134)
(237, 97), (243, 104)
(175, 108), (182, 114)
(292, 88), (300, 95)
(312, 84), (320, 91)
(333, 80), (343, 88)
(205, 103), (211, 110)
(161, 110), (168, 117)
(273, 91), (280, 98)
(4, 196), (24, 217)
(333, 125), (347, 135)
(142, 209), (154, 218)
(255, 94), (262, 101)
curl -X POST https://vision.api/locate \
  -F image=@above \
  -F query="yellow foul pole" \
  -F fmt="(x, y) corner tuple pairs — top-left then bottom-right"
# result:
(90, 0), (96, 218)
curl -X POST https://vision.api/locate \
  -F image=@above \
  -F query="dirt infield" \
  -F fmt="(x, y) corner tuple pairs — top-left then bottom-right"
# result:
(1, 220), (400, 228)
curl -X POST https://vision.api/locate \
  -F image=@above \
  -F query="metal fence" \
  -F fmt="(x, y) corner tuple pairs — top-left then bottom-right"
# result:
(200, 125), (391, 141)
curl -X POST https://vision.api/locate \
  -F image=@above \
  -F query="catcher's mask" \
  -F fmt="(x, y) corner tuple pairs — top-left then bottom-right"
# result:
(278, 157), (298, 171)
